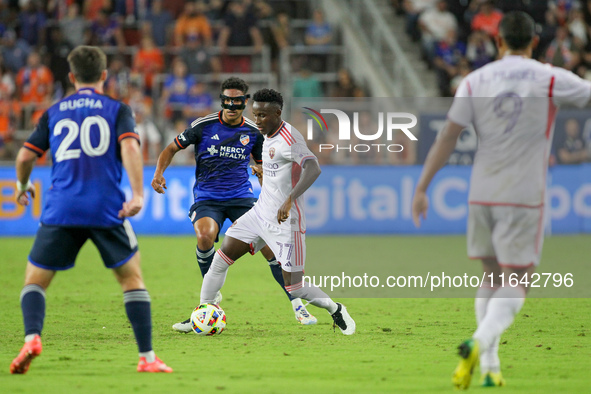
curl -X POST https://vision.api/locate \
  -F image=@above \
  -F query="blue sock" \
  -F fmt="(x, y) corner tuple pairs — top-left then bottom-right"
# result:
(124, 289), (152, 353)
(20, 284), (46, 337)
(196, 246), (215, 277)
(268, 258), (294, 301)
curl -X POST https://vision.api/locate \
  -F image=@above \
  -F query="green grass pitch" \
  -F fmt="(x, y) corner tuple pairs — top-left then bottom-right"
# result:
(0, 235), (589, 393)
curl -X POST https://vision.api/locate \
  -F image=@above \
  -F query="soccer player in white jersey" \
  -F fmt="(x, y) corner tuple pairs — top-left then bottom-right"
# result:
(412, 11), (591, 389)
(197, 88), (355, 335)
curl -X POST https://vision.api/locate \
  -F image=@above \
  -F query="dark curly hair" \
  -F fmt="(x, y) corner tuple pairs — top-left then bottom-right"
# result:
(252, 88), (283, 109)
(220, 77), (249, 94)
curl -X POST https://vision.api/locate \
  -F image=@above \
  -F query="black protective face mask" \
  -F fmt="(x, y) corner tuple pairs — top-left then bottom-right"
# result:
(220, 94), (250, 110)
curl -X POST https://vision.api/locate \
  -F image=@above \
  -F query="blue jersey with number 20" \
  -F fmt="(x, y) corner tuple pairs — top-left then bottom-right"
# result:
(24, 88), (139, 227)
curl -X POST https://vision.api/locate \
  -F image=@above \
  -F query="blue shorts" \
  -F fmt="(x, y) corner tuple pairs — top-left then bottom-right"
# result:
(189, 198), (257, 242)
(28, 220), (139, 271)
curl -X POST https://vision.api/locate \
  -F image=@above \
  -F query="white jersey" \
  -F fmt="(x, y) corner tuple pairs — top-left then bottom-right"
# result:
(448, 55), (591, 207)
(253, 121), (317, 232)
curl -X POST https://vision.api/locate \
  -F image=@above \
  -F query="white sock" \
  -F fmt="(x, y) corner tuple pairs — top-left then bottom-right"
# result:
(291, 298), (304, 312)
(287, 281), (338, 314)
(139, 350), (155, 363)
(475, 285), (501, 373)
(24, 334), (37, 343)
(200, 251), (231, 303)
(473, 286), (525, 353)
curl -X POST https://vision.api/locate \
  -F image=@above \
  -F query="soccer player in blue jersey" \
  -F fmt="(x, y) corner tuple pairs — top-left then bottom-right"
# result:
(152, 77), (317, 332)
(10, 46), (172, 374)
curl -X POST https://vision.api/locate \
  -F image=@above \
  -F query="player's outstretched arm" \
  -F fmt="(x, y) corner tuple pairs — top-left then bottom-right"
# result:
(152, 142), (181, 194)
(120, 138), (144, 218)
(15, 147), (38, 206)
(251, 164), (263, 186)
(412, 120), (464, 228)
(277, 159), (321, 224)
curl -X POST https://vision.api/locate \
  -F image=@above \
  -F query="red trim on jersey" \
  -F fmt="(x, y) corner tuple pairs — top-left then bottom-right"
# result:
(469, 201), (543, 208)
(23, 142), (44, 155)
(466, 80), (472, 96)
(498, 262), (535, 269)
(217, 250), (234, 266)
(118, 133), (140, 142)
(534, 205), (544, 255)
(468, 256), (497, 260)
(546, 76), (556, 140)
(174, 136), (184, 149)
(268, 121), (285, 139)
(294, 200), (303, 233)
(298, 155), (316, 166)
(281, 126), (296, 144)
(279, 128), (294, 146)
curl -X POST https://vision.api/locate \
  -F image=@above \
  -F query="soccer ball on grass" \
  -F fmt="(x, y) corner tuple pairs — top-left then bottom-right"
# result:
(190, 304), (226, 335)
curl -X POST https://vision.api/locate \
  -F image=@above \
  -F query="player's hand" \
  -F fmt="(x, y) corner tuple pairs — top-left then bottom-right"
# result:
(119, 196), (144, 218)
(16, 184), (36, 207)
(277, 196), (292, 224)
(412, 191), (429, 228)
(250, 164), (263, 179)
(151, 175), (167, 194)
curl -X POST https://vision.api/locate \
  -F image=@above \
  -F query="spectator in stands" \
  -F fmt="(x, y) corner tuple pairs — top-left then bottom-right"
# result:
(17, 0), (47, 47)
(330, 68), (356, 97)
(59, 3), (89, 48)
(470, 0), (503, 38)
(218, 0), (263, 73)
(418, 0), (458, 63)
(113, 0), (151, 23)
(47, 27), (74, 97)
(144, 0), (173, 47)
(105, 54), (131, 100)
(433, 30), (466, 96)
(90, 7), (126, 48)
(1, 30), (31, 74)
(174, 1), (212, 47)
(450, 57), (471, 96)
(293, 67), (323, 98)
(567, 6), (587, 48)
(205, 0), (224, 22)
(183, 81), (213, 120)
(0, 61), (20, 155)
(127, 82), (162, 164)
(403, 0), (437, 42)
(84, 0), (113, 20)
(305, 9), (332, 48)
(16, 50), (53, 105)
(180, 34), (221, 76)
(545, 26), (578, 70)
(161, 57), (195, 122)
(558, 118), (588, 164)
(465, 30), (495, 69)
(132, 36), (164, 94)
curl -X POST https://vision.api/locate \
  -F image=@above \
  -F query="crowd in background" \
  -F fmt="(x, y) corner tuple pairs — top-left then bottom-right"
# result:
(0, 0), (369, 164)
(392, 0), (591, 164)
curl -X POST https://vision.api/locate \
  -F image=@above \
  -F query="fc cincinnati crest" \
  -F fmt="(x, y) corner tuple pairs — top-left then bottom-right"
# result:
(240, 134), (250, 146)
(269, 147), (276, 159)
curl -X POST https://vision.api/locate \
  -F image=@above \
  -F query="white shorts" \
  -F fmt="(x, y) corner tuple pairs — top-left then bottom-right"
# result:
(467, 204), (545, 268)
(226, 208), (306, 272)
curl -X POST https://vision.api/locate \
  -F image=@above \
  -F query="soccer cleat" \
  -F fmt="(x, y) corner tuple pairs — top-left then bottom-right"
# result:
(10, 335), (42, 374)
(137, 356), (173, 373)
(452, 339), (480, 390)
(213, 291), (223, 306)
(331, 303), (355, 335)
(294, 304), (317, 325)
(172, 318), (193, 333)
(481, 371), (505, 387)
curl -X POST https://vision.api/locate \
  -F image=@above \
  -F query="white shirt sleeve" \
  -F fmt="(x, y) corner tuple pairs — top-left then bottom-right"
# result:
(552, 67), (591, 108)
(281, 129), (317, 167)
(447, 76), (474, 127)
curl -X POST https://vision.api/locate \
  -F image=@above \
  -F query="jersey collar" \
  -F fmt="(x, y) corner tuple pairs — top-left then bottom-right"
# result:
(268, 121), (285, 139)
(218, 111), (245, 127)
(77, 87), (98, 94)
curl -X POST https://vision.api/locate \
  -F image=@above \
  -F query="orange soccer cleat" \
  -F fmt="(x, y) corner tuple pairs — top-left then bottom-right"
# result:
(10, 335), (43, 374)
